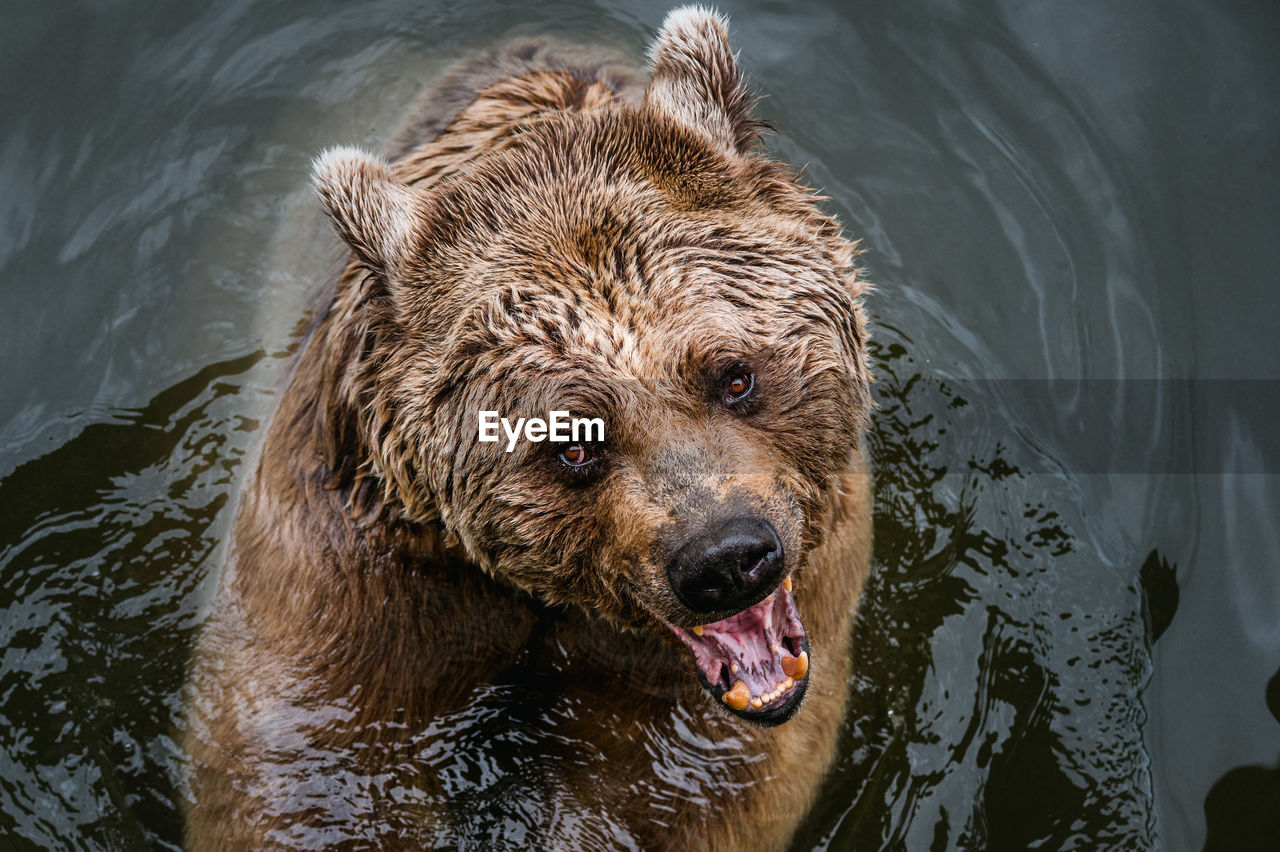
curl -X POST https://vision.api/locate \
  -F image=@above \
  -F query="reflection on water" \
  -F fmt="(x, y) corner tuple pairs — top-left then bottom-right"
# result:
(1201, 667), (1280, 851)
(1, 0), (1278, 849)
(0, 353), (268, 848)
(792, 339), (1156, 850)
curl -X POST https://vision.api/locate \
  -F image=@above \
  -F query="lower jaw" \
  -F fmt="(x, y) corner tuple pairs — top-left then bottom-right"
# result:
(699, 633), (811, 726)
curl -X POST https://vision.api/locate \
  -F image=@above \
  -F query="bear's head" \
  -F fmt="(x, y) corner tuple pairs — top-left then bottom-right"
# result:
(311, 7), (871, 725)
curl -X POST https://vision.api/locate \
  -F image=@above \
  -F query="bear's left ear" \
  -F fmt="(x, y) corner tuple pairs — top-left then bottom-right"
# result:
(642, 6), (757, 153)
(311, 146), (426, 277)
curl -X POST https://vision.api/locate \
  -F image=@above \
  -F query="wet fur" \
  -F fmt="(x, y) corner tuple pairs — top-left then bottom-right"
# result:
(186, 9), (873, 850)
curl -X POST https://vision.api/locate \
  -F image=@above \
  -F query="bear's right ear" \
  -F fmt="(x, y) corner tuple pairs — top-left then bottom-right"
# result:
(311, 146), (424, 276)
(642, 6), (757, 153)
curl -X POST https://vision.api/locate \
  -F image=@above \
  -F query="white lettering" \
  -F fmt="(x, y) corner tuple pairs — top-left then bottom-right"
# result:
(478, 410), (499, 443)
(480, 411), (607, 451)
(502, 417), (524, 453)
(549, 410), (570, 441)
(573, 416), (605, 442)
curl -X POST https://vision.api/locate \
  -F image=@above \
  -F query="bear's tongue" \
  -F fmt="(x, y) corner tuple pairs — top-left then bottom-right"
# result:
(668, 580), (809, 715)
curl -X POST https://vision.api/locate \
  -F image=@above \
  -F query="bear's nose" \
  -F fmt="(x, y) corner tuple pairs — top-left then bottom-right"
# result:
(667, 517), (784, 615)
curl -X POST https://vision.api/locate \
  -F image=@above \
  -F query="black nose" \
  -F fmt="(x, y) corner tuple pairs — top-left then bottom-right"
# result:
(667, 517), (784, 615)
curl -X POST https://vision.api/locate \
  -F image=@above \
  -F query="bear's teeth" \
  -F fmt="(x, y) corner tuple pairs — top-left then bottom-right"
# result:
(722, 680), (750, 711)
(780, 650), (808, 679)
(693, 625), (703, 636)
(783, 575), (792, 592)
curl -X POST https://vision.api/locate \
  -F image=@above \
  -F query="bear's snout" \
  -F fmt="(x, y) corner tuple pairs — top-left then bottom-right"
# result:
(666, 517), (785, 615)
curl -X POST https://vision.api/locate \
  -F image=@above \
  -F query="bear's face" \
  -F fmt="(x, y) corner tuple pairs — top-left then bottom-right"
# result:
(313, 9), (870, 724)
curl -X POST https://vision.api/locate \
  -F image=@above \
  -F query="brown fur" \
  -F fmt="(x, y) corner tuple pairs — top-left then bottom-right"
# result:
(185, 8), (872, 850)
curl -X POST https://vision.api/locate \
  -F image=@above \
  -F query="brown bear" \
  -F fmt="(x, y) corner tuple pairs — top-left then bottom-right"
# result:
(184, 7), (873, 850)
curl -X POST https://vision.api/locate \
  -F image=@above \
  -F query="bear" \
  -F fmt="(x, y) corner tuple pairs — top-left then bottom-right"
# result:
(184, 7), (873, 850)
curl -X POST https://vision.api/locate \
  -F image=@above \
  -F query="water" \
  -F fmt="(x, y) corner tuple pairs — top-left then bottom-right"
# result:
(1, 0), (1277, 848)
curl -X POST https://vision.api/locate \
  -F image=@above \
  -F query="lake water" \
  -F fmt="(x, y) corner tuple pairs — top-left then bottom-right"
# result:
(2, 0), (1277, 849)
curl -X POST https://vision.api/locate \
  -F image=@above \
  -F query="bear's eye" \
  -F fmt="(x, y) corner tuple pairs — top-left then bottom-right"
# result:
(720, 369), (757, 407)
(559, 443), (595, 468)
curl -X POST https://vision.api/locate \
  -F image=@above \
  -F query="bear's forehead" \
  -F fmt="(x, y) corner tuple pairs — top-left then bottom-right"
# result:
(431, 107), (813, 256)
(471, 221), (827, 363)
(422, 110), (846, 386)
(450, 243), (832, 404)
(471, 271), (742, 371)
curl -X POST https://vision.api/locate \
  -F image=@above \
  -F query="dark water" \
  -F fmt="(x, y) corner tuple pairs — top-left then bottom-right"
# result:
(2, 0), (1278, 849)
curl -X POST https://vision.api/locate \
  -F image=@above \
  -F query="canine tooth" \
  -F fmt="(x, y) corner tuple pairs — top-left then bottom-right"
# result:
(781, 650), (809, 679)
(751, 697), (763, 709)
(722, 680), (750, 711)
(783, 575), (792, 592)
(730, 663), (739, 674)
(693, 625), (703, 636)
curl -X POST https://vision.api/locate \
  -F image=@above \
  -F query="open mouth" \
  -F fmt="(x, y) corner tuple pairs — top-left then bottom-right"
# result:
(667, 577), (810, 725)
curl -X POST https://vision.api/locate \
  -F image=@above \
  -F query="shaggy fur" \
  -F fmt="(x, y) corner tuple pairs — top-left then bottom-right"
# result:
(185, 7), (873, 850)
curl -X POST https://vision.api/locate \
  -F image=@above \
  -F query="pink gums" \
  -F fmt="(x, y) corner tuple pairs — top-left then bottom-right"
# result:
(669, 583), (806, 702)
